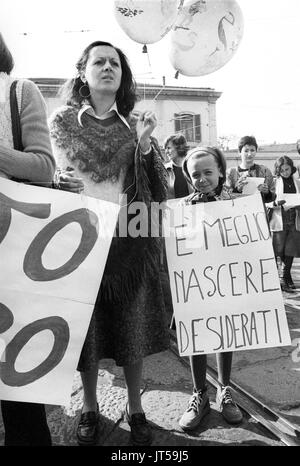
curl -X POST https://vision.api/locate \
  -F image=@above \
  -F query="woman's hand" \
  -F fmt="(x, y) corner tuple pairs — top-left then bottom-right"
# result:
(257, 182), (269, 194)
(235, 176), (248, 192)
(136, 111), (157, 153)
(276, 199), (286, 206)
(58, 169), (84, 193)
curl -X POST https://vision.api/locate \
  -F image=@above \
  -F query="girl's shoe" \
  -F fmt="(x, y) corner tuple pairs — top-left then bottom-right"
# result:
(179, 386), (210, 431)
(216, 386), (243, 424)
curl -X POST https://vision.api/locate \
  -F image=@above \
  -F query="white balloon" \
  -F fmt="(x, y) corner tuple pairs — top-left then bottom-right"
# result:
(114, 0), (184, 45)
(169, 0), (244, 76)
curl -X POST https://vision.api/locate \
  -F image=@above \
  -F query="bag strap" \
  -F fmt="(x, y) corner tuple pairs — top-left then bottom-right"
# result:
(10, 80), (23, 151)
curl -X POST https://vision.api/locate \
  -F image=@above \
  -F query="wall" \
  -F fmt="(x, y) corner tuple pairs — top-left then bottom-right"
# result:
(224, 150), (300, 173)
(135, 97), (211, 147)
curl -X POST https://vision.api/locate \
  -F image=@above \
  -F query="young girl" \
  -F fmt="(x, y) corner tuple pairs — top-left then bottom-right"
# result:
(178, 146), (243, 431)
(270, 156), (300, 292)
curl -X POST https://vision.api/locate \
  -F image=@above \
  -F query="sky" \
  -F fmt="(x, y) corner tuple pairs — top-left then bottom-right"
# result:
(1, 0), (300, 146)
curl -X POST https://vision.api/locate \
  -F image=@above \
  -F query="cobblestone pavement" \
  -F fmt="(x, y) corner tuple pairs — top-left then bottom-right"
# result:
(0, 350), (284, 447)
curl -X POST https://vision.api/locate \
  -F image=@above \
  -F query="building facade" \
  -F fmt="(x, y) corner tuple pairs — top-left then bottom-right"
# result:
(31, 78), (222, 149)
(28, 79), (300, 171)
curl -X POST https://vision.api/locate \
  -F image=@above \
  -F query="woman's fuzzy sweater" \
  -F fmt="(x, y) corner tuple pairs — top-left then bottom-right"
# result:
(49, 105), (168, 303)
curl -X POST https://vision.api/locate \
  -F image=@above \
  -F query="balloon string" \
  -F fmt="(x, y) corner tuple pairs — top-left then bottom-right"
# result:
(153, 83), (166, 101)
(152, 91), (209, 139)
(146, 50), (151, 68)
(142, 44), (151, 68)
(137, 66), (213, 150)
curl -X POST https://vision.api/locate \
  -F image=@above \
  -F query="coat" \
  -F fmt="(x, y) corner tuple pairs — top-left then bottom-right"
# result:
(268, 177), (300, 232)
(165, 160), (193, 199)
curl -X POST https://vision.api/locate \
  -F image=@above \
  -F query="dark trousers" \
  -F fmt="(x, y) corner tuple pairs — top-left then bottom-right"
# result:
(1, 400), (52, 446)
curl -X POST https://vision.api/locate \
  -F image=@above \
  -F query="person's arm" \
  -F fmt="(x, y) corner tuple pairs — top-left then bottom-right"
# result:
(0, 80), (56, 182)
(259, 166), (276, 203)
(144, 137), (168, 202)
(56, 168), (84, 193)
(226, 167), (246, 193)
(131, 111), (167, 203)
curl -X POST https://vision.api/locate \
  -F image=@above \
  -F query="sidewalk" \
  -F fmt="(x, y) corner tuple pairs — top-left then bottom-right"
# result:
(1, 262), (299, 447)
(41, 349), (282, 447)
(46, 259), (300, 446)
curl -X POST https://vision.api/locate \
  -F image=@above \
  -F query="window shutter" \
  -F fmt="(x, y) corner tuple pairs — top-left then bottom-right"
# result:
(174, 113), (180, 133)
(195, 114), (201, 142)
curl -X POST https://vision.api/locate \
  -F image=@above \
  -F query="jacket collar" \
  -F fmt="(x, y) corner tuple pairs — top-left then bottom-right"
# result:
(164, 160), (184, 170)
(77, 100), (130, 129)
(165, 160), (173, 170)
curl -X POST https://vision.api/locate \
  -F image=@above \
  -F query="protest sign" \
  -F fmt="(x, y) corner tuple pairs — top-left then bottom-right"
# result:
(274, 193), (300, 208)
(242, 177), (264, 195)
(164, 194), (291, 357)
(0, 178), (119, 405)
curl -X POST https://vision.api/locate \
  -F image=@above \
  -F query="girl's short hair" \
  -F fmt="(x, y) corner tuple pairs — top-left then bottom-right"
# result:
(0, 34), (14, 74)
(182, 146), (227, 185)
(60, 40), (137, 117)
(238, 135), (258, 153)
(274, 155), (296, 177)
(164, 133), (189, 158)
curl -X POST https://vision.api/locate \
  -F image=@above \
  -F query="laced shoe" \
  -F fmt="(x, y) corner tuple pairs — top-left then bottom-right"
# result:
(178, 387), (210, 431)
(216, 385), (243, 424)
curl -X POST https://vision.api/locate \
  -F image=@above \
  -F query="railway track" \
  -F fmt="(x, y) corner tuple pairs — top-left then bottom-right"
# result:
(168, 329), (300, 447)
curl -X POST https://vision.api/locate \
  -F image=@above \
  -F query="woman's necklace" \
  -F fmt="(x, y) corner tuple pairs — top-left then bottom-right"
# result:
(283, 177), (294, 190)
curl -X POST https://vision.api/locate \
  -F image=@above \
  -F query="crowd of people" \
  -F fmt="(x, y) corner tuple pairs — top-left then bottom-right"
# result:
(0, 32), (299, 446)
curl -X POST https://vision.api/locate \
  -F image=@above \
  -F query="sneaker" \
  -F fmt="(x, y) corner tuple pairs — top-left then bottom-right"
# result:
(125, 404), (153, 446)
(216, 385), (243, 424)
(179, 387), (210, 431)
(76, 404), (100, 446)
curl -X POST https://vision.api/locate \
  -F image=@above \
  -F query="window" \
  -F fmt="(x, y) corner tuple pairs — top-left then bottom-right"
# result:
(174, 113), (201, 143)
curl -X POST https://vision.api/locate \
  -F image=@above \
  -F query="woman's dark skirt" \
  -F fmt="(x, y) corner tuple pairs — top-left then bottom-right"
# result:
(77, 270), (170, 370)
(272, 207), (300, 257)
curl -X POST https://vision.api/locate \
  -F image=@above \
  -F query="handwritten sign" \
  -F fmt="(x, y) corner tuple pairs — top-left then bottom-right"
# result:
(164, 194), (291, 356)
(242, 177), (264, 195)
(274, 193), (300, 208)
(0, 178), (119, 405)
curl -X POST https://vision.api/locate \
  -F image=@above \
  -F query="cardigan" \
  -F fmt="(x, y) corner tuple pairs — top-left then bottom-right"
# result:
(226, 163), (276, 203)
(49, 104), (168, 303)
(268, 177), (300, 232)
(165, 160), (192, 199)
(49, 105), (167, 203)
(183, 184), (232, 204)
(0, 75), (55, 182)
